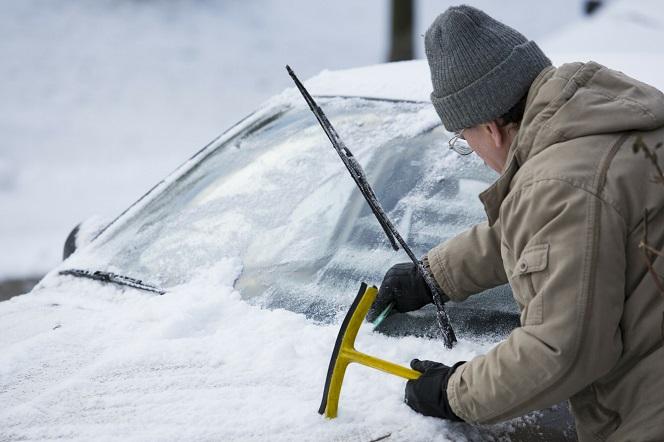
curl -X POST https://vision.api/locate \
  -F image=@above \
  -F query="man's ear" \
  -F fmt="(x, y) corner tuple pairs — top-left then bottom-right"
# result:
(484, 121), (503, 149)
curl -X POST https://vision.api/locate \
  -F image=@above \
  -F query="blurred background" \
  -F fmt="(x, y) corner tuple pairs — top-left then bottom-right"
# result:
(0, 0), (644, 298)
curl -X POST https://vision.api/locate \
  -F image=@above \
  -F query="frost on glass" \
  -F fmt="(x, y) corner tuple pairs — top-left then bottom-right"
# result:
(80, 97), (517, 338)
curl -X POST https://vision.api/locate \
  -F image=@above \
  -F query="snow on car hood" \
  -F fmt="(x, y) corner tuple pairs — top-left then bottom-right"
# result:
(0, 259), (538, 441)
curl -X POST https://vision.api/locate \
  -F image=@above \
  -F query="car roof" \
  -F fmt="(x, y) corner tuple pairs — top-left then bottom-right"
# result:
(305, 60), (432, 103)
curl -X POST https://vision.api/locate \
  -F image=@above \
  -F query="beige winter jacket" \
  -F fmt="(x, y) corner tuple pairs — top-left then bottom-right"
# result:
(427, 61), (664, 441)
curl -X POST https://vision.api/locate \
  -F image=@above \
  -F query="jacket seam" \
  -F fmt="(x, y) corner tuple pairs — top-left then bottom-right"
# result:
(429, 249), (461, 301)
(537, 121), (569, 147)
(585, 89), (658, 123)
(601, 340), (664, 385)
(482, 133), (629, 422)
(519, 63), (600, 155)
(503, 176), (628, 226)
(432, 243), (508, 301)
(591, 383), (623, 439)
(447, 364), (472, 422)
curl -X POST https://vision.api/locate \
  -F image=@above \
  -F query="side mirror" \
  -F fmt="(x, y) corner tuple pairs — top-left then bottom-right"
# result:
(63, 224), (81, 260)
(62, 216), (109, 261)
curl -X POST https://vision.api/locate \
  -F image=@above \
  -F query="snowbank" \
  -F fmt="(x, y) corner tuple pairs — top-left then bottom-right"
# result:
(542, 0), (664, 91)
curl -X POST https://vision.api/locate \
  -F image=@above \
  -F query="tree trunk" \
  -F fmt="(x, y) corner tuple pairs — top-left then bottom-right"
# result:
(388, 0), (414, 62)
(584, 1), (603, 16)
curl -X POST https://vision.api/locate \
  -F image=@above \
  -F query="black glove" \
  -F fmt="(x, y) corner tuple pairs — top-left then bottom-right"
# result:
(404, 359), (465, 421)
(367, 262), (440, 322)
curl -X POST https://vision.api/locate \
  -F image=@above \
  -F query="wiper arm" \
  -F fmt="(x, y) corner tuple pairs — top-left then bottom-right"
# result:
(286, 65), (457, 348)
(59, 268), (165, 295)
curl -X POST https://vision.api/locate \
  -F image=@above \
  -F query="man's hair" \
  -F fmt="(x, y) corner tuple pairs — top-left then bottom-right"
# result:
(497, 93), (528, 127)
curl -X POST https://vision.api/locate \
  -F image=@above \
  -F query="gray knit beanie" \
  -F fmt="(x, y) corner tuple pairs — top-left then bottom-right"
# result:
(425, 5), (551, 132)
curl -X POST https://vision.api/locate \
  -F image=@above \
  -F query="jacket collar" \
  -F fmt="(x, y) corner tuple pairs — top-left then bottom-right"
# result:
(478, 144), (519, 226)
(478, 64), (577, 225)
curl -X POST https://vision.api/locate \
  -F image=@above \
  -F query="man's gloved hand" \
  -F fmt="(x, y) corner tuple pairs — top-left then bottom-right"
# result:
(367, 261), (443, 322)
(404, 359), (466, 421)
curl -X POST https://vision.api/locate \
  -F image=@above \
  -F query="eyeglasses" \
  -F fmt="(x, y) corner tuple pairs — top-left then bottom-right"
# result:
(448, 130), (473, 156)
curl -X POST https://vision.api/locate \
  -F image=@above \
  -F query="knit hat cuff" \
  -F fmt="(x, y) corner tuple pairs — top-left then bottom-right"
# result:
(431, 40), (551, 132)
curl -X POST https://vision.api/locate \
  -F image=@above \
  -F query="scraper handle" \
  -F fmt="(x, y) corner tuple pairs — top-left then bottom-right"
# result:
(320, 284), (420, 419)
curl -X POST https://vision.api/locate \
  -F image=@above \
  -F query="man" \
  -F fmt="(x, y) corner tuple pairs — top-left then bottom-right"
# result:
(369, 5), (664, 441)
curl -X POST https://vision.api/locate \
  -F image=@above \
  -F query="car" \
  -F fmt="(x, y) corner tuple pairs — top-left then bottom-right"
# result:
(1, 60), (576, 441)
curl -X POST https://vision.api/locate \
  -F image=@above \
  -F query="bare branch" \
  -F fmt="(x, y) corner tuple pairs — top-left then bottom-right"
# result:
(641, 248), (664, 295)
(640, 242), (664, 258)
(634, 136), (664, 183)
(636, 160), (664, 298)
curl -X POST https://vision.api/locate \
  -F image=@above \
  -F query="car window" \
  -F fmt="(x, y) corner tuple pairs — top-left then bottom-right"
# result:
(74, 97), (517, 338)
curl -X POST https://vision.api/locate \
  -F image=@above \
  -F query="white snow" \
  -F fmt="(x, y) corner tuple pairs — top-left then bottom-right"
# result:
(1, 260), (525, 442)
(307, 61), (432, 102)
(2, 1), (664, 440)
(541, 0), (664, 91)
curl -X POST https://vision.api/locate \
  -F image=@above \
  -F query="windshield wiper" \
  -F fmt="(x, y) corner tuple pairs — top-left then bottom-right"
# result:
(287, 66), (457, 348)
(59, 268), (165, 295)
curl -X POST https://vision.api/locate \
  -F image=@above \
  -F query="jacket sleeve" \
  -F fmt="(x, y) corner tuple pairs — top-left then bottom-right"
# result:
(446, 179), (626, 423)
(427, 220), (507, 302)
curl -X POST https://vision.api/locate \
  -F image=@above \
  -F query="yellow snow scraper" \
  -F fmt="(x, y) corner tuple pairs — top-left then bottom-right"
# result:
(318, 282), (421, 418)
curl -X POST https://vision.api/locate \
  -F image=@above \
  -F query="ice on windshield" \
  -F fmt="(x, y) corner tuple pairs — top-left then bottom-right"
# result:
(72, 97), (507, 331)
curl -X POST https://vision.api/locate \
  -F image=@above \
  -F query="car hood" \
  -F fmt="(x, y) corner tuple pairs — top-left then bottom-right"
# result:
(0, 259), (550, 441)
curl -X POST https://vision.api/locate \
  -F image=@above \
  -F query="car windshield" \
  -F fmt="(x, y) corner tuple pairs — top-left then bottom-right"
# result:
(70, 97), (517, 338)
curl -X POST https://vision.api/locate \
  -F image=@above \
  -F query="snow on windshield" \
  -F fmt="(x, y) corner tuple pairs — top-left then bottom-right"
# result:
(70, 98), (492, 302)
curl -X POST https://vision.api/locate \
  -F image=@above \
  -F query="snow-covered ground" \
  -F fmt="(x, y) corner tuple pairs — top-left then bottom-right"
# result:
(0, 0), (583, 279)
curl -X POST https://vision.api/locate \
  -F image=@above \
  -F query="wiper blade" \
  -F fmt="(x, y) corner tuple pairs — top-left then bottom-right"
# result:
(59, 268), (165, 295)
